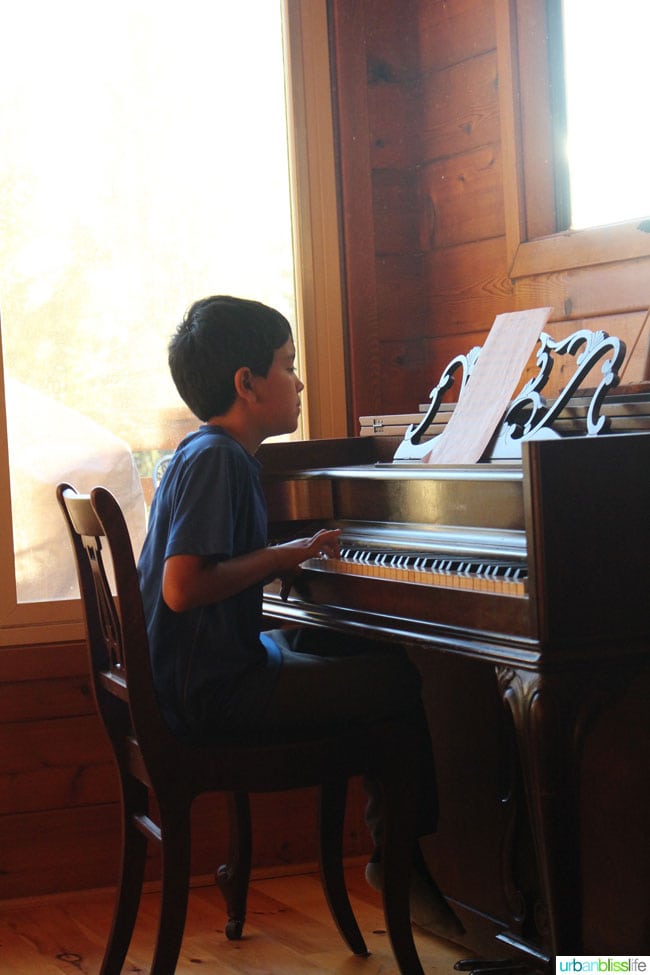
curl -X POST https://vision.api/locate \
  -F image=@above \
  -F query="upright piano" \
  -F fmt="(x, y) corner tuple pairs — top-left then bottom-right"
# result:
(258, 369), (650, 966)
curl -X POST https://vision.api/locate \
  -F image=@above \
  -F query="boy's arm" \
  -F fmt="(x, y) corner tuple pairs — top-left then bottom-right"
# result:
(162, 527), (340, 613)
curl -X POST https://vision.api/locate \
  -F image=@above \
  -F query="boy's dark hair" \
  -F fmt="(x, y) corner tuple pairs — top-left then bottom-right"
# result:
(169, 296), (293, 420)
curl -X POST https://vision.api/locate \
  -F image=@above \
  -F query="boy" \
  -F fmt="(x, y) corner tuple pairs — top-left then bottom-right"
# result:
(138, 295), (463, 938)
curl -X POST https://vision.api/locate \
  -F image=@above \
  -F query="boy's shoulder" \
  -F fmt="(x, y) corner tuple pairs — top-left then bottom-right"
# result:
(176, 425), (225, 450)
(178, 425), (259, 471)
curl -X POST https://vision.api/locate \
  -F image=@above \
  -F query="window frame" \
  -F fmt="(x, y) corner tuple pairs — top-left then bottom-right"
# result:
(495, 0), (650, 279)
(0, 0), (345, 646)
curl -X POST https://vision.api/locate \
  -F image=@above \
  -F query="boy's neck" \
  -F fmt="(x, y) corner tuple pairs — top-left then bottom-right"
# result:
(205, 415), (261, 456)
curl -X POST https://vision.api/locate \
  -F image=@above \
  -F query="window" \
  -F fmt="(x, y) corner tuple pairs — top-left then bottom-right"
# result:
(0, 0), (345, 644)
(562, 0), (650, 230)
(496, 0), (650, 277)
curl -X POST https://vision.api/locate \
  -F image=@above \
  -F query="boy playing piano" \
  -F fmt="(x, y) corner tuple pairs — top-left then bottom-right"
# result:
(137, 294), (463, 939)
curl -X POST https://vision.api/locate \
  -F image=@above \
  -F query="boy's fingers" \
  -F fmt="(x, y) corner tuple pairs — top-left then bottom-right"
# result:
(280, 574), (294, 601)
(314, 528), (341, 544)
(316, 535), (340, 559)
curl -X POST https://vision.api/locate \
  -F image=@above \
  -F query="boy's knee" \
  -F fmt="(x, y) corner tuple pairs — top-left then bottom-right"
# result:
(375, 650), (422, 707)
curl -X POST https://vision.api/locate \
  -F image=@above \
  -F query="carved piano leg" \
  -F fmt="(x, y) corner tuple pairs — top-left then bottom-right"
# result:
(495, 661), (640, 956)
(496, 666), (585, 954)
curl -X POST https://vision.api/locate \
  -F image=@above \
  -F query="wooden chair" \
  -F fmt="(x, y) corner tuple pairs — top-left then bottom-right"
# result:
(56, 482), (426, 975)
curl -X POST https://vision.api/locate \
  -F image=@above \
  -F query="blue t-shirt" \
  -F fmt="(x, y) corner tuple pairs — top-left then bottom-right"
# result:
(138, 425), (281, 740)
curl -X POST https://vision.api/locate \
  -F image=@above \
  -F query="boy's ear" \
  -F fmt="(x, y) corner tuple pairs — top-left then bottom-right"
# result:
(234, 366), (256, 400)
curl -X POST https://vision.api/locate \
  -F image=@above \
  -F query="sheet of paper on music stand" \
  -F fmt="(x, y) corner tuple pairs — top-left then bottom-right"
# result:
(423, 307), (552, 464)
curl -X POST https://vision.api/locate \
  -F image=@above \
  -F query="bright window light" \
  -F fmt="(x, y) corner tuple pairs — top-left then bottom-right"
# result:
(0, 0), (296, 602)
(563, 0), (650, 229)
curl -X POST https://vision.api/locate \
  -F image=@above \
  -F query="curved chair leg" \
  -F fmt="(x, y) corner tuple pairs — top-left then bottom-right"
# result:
(216, 791), (252, 940)
(381, 750), (425, 975)
(150, 807), (192, 975)
(318, 779), (368, 956)
(100, 778), (149, 975)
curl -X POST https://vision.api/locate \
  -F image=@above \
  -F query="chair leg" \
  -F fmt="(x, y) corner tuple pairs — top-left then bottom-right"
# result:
(318, 780), (369, 956)
(100, 779), (148, 975)
(149, 807), (192, 975)
(216, 791), (252, 940)
(381, 755), (426, 975)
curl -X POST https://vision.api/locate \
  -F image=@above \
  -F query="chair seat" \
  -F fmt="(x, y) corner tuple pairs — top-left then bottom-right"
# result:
(127, 715), (413, 796)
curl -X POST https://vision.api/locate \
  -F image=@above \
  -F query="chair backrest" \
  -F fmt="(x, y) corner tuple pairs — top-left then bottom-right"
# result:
(56, 483), (176, 774)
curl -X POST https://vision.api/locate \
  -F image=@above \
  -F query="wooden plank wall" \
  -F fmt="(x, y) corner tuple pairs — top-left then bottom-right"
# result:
(416, 0), (516, 379)
(0, 641), (369, 898)
(330, 0), (650, 423)
(330, 0), (428, 423)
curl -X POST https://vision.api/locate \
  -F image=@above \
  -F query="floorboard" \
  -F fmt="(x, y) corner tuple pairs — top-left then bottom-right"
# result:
(0, 862), (469, 974)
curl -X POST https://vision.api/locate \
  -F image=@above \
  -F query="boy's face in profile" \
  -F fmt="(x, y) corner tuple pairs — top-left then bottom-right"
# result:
(251, 338), (304, 440)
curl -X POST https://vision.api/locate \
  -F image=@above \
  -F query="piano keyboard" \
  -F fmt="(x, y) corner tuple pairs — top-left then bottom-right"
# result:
(306, 546), (528, 595)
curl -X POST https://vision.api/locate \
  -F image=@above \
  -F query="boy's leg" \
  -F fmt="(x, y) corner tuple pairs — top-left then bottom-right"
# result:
(263, 627), (426, 734)
(261, 627), (463, 938)
(262, 626), (437, 837)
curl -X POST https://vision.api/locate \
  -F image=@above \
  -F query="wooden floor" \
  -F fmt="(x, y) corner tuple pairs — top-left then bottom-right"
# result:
(0, 861), (469, 974)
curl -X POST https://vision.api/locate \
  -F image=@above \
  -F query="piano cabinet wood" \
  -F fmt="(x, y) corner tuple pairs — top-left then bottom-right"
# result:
(260, 431), (650, 964)
(412, 649), (650, 963)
